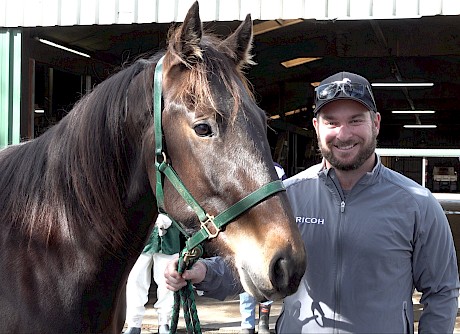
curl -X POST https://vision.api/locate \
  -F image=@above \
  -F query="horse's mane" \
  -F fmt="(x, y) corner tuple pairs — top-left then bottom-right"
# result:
(0, 25), (254, 251)
(0, 56), (158, 249)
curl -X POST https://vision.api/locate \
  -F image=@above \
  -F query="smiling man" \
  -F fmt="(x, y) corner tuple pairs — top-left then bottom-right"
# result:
(277, 71), (460, 333)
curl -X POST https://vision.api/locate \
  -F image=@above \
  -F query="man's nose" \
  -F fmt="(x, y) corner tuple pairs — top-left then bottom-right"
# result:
(336, 124), (352, 139)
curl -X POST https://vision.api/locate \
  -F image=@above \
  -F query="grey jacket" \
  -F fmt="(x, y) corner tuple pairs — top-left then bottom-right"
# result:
(196, 155), (459, 333)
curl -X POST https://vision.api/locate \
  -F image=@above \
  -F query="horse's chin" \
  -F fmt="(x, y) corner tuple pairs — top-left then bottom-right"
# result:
(237, 267), (284, 302)
(213, 249), (282, 301)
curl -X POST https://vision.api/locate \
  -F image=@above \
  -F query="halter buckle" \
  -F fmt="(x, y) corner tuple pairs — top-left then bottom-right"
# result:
(201, 214), (220, 239)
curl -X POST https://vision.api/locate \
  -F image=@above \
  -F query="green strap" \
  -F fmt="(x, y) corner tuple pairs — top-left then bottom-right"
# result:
(158, 160), (208, 222)
(153, 56), (164, 158)
(154, 56), (166, 211)
(153, 56), (208, 223)
(185, 180), (285, 251)
(160, 161), (286, 254)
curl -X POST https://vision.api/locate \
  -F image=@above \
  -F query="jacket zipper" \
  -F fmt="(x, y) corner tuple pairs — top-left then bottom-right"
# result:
(330, 175), (346, 333)
(334, 200), (345, 334)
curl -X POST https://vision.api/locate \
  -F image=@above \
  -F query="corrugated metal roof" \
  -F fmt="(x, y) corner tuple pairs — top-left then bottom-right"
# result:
(1, 0), (459, 27)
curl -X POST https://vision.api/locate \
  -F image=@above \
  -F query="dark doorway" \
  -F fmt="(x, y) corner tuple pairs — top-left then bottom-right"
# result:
(34, 62), (82, 137)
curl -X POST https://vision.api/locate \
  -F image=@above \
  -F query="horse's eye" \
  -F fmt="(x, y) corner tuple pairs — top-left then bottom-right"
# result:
(193, 123), (213, 137)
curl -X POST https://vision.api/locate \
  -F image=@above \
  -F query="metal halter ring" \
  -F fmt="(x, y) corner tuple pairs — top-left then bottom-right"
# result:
(183, 246), (203, 265)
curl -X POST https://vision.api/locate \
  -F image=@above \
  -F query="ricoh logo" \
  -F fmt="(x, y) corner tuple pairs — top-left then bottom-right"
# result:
(296, 216), (325, 225)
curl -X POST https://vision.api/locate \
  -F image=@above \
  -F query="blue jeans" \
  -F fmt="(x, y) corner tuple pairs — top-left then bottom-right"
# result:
(239, 292), (256, 329)
(239, 292), (273, 329)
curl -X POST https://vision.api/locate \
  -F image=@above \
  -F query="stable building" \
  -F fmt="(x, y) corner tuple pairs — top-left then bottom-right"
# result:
(1, 0), (460, 180)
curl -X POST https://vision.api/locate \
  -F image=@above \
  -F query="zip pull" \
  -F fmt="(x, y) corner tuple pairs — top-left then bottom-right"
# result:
(340, 201), (345, 213)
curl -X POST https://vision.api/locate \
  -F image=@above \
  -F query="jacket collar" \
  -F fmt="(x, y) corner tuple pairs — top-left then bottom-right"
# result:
(318, 153), (383, 188)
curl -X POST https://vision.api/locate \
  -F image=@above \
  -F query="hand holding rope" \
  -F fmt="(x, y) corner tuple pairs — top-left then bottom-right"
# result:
(169, 246), (203, 334)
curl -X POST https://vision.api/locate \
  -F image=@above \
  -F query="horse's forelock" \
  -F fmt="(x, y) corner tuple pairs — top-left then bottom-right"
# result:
(166, 28), (254, 121)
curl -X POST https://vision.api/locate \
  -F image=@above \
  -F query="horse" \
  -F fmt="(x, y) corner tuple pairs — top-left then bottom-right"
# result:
(0, 2), (306, 332)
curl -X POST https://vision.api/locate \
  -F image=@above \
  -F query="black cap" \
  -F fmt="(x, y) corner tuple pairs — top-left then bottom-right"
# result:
(313, 72), (377, 115)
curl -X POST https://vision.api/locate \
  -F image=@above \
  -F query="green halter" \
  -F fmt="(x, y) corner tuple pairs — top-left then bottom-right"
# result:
(153, 55), (285, 333)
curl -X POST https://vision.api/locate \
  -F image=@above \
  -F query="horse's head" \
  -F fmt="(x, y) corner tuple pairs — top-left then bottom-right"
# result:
(146, 2), (306, 302)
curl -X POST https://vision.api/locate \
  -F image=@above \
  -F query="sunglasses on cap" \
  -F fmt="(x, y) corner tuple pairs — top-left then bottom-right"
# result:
(315, 79), (376, 103)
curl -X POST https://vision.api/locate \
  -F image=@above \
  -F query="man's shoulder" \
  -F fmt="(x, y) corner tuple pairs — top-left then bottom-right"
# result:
(284, 163), (322, 188)
(379, 165), (432, 199)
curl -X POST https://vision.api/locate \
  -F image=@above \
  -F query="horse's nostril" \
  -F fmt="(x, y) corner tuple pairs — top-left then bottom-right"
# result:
(272, 257), (289, 291)
(270, 253), (304, 296)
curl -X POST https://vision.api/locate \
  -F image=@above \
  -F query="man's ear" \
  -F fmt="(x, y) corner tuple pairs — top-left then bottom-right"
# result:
(374, 112), (381, 134)
(312, 117), (319, 133)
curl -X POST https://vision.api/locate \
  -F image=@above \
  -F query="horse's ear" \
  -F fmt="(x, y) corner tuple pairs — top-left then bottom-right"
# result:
(223, 14), (255, 67)
(176, 1), (203, 65)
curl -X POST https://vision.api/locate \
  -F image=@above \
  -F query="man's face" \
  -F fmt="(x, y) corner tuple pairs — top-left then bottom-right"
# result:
(313, 100), (381, 171)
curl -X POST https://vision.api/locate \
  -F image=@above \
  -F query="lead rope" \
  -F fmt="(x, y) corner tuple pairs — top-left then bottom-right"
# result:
(169, 247), (203, 334)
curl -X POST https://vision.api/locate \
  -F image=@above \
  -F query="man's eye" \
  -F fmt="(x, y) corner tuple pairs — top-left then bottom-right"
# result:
(194, 123), (213, 137)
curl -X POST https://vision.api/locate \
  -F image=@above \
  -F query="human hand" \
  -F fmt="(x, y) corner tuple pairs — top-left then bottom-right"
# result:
(164, 254), (207, 291)
(156, 213), (172, 236)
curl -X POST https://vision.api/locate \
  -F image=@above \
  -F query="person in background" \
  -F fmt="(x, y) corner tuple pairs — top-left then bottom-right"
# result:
(239, 163), (286, 334)
(239, 292), (272, 334)
(273, 162), (287, 181)
(124, 214), (180, 334)
(164, 71), (460, 333)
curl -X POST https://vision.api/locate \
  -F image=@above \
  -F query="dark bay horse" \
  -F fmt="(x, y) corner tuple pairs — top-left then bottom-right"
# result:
(0, 2), (306, 332)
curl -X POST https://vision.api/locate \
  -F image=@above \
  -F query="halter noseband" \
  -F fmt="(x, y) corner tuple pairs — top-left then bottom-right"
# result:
(153, 55), (285, 262)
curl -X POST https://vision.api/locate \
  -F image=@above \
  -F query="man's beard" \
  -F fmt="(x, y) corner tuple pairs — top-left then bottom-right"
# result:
(318, 129), (377, 171)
